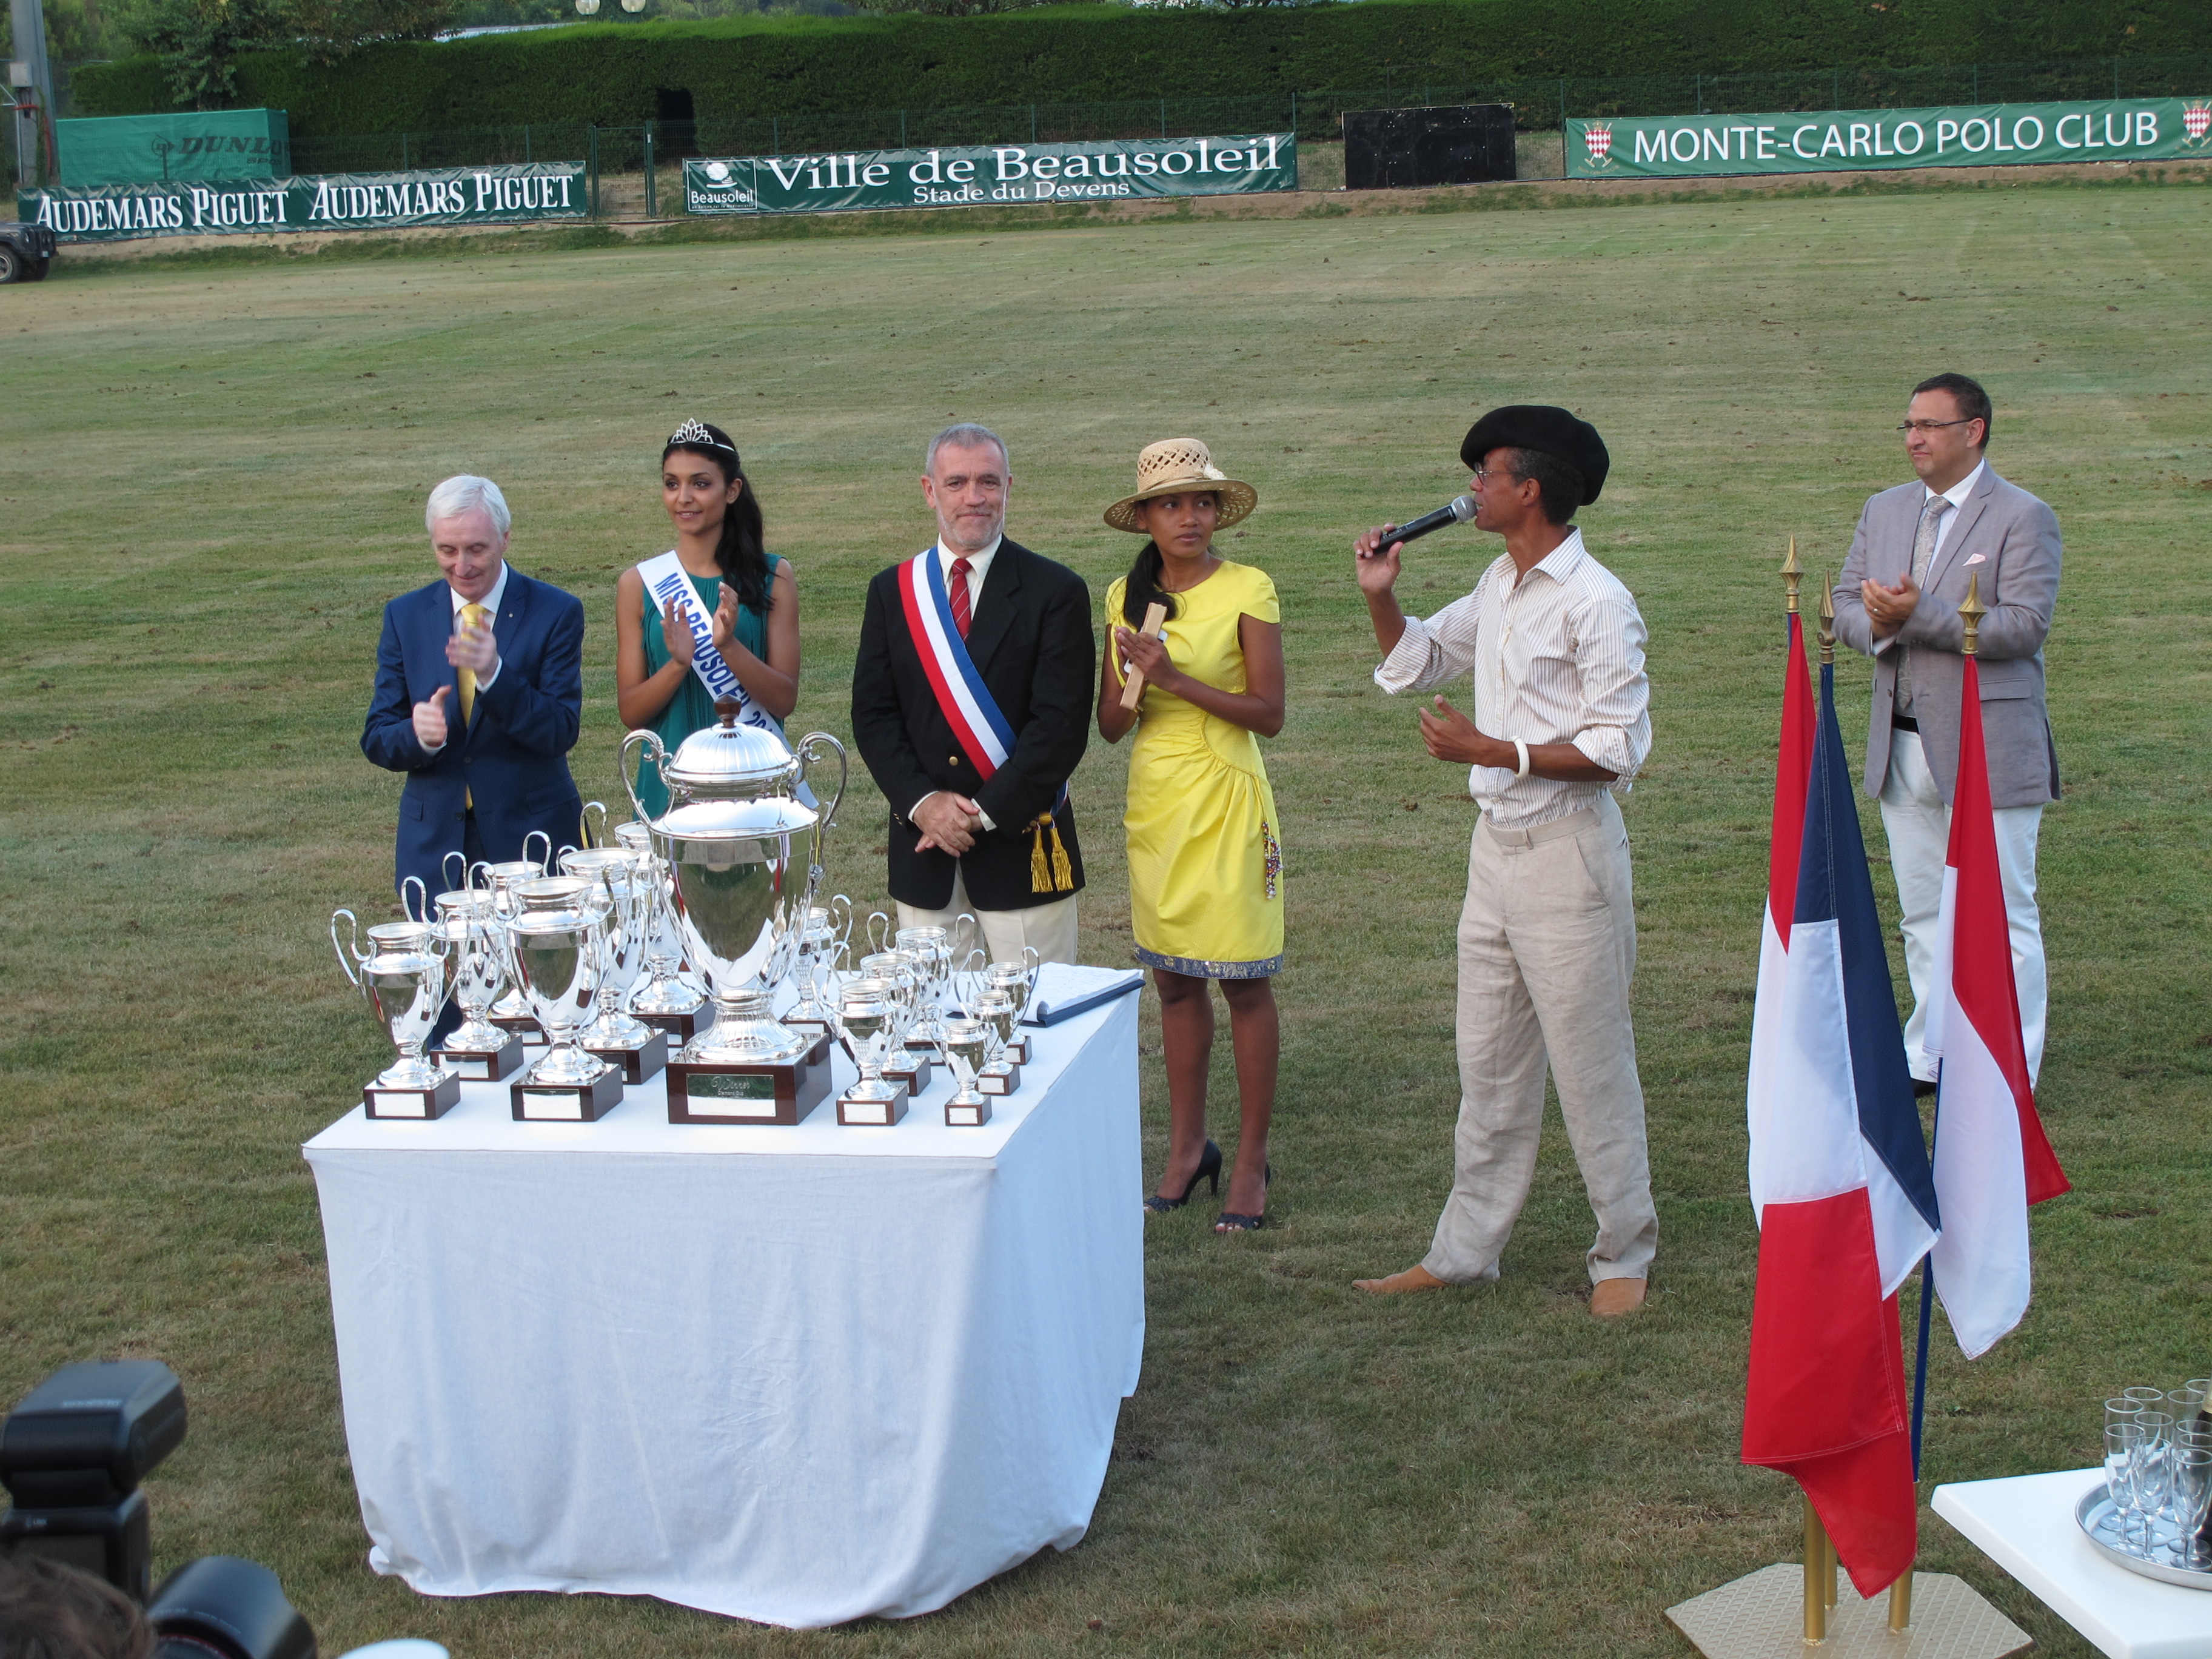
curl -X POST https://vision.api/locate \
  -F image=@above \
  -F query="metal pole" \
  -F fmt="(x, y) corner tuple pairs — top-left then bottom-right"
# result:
(644, 120), (656, 217)
(588, 124), (598, 216)
(9, 0), (55, 186)
(1803, 1499), (1828, 1643)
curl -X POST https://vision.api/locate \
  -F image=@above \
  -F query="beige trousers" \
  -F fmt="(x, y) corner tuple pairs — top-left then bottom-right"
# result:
(1423, 794), (1658, 1287)
(896, 867), (1081, 966)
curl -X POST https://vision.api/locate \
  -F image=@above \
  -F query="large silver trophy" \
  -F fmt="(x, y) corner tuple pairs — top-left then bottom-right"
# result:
(331, 907), (459, 1119)
(559, 846), (667, 1082)
(622, 697), (846, 1125)
(505, 876), (623, 1121)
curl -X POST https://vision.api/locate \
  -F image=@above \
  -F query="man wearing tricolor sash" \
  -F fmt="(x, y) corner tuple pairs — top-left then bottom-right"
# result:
(851, 424), (1094, 963)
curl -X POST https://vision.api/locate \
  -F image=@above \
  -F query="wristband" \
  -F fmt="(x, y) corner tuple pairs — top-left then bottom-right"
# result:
(1513, 739), (1530, 779)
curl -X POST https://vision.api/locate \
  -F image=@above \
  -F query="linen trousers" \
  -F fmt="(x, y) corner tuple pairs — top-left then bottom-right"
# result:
(1877, 729), (2047, 1085)
(897, 867), (1081, 967)
(1423, 794), (1658, 1287)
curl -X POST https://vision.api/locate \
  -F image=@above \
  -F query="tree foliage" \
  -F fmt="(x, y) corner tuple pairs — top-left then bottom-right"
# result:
(123, 0), (454, 106)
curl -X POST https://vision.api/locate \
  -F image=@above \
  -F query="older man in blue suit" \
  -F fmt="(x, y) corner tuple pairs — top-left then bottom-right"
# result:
(361, 475), (586, 905)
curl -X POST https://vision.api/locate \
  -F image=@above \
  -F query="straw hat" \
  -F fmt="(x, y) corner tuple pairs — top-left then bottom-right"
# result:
(1103, 438), (1258, 534)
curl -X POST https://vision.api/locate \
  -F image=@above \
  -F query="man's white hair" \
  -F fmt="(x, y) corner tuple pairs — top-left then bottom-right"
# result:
(925, 423), (1009, 476)
(425, 474), (512, 537)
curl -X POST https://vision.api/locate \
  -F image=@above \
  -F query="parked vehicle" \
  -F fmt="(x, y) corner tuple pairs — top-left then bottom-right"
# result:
(0, 220), (58, 282)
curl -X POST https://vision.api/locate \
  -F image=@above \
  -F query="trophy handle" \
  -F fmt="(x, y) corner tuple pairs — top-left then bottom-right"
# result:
(619, 729), (666, 828)
(441, 851), (469, 895)
(795, 731), (848, 834)
(521, 830), (552, 876)
(330, 908), (365, 987)
(828, 893), (853, 948)
(580, 799), (609, 849)
(398, 875), (431, 924)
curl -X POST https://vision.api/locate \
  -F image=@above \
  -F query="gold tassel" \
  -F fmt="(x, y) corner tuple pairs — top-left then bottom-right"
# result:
(1049, 822), (1074, 892)
(1031, 821), (1052, 893)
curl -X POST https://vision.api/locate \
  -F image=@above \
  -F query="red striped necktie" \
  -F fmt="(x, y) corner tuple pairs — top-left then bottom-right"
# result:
(949, 557), (973, 639)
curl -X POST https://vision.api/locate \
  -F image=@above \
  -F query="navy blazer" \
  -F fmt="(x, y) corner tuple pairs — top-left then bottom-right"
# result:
(361, 568), (586, 899)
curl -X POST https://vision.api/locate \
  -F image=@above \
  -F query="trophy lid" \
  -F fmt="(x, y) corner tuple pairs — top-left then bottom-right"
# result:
(662, 699), (803, 796)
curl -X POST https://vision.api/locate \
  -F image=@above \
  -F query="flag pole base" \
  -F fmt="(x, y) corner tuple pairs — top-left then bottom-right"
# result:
(1666, 1565), (2029, 1658)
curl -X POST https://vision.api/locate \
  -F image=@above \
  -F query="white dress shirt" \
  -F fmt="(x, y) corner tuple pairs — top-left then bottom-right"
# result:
(420, 562), (508, 756)
(1374, 529), (1652, 831)
(913, 534), (1005, 830)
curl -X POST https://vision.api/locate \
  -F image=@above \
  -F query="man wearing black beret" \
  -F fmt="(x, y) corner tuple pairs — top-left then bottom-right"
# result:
(1349, 406), (1658, 1318)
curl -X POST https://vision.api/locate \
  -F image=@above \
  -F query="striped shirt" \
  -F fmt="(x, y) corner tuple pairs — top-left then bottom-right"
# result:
(1373, 529), (1652, 831)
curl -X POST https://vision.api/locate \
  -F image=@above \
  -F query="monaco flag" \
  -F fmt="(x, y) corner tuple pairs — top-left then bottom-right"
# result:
(1925, 651), (2070, 1359)
(1743, 618), (1939, 1595)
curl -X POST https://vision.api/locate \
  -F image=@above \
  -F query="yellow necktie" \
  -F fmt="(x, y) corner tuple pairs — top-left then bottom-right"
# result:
(457, 603), (488, 726)
(458, 603), (488, 809)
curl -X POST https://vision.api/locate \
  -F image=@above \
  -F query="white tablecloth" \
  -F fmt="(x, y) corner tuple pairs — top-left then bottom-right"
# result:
(304, 992), (1144, 1629)
(1934, 1468), (2212, 1659)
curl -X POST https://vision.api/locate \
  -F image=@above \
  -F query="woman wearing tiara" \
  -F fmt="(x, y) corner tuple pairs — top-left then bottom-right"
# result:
(1096, 438), (1285, 1233)
(617, 420), (802, 817)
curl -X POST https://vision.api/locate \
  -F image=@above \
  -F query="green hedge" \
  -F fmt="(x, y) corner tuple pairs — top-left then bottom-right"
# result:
(73, 0), (2211, 133)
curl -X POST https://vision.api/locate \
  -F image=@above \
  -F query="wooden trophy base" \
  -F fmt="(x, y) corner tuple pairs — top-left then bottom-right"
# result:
(883, 1050), (934, 1095)
(1005, 1034), (1031, 1066)
(837, 1082), (911, 1127)
(979, 1059), (1022, 1097)
(490, 1010), (546, 1046)
(584, 1028), (668, 1084)
(511, 1064), (624, 1122)
(434, 1033), (526, 1082)
(667, 1033), (833, 1126)
(634, 1000), (714, 1043)
(364, 1071), (461, 1121)
(944, 1095), (991, 1128)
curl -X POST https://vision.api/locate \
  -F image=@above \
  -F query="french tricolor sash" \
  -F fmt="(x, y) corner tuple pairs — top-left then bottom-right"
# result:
(896, 548), (1073, 891)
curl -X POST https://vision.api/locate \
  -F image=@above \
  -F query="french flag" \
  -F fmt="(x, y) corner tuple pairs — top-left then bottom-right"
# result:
(1924, 651), (2070, 1359)
(1743, 615), (1940, 1596)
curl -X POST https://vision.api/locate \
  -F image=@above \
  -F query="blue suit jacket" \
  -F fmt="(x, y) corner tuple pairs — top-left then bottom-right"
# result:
(361, 568), (586, 899)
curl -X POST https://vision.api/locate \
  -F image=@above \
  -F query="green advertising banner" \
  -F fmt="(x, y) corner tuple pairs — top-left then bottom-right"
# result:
(683, 133), (1297, 216)
(1569, 98), (2212, 178)
(23, 163), (588, 243)
(55, 109), (290, 190)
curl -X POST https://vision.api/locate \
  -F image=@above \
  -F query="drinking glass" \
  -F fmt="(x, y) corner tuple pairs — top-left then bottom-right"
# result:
(2171, 1443), (2212, 1568)
(2170, 1385), (2210, 1424)
(2123, 1386), (2167, 1406)
(2107, 1396), (2145, 1434)
(2135, 1413), (2177, 1551)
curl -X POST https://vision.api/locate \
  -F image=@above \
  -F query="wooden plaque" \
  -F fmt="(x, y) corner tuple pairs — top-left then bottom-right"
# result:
(836, 1082), (911, 1127)
(584, 1028), (668, 1085)
(433, 1033), (526, 1082)
(944, 1096), (991, 1128)
(364, 1071), (461, 1121)
(979, 1059), (1022, 1097)
(882, 1050), (934, 1095)
(667, 1034), (833, 1126)
(510, 1067), (624, 1122)
(634, 1002), (714, 1042)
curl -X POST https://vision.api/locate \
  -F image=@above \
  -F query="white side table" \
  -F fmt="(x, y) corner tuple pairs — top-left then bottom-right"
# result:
(1934, 1468), (2212, 1659)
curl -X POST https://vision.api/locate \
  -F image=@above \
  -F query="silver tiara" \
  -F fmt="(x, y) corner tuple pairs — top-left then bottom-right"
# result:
(668, 418), (735, 453)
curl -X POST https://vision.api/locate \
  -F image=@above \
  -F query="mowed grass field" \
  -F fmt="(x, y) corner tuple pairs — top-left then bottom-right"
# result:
(4, 180), (2210, 1658)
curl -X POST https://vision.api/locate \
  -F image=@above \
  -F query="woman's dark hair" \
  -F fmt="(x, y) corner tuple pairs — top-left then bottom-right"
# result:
(663, 421), (772, 614)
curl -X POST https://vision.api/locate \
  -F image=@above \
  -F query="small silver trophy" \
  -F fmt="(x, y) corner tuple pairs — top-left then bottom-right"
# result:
(506, 883), (623, 1121)
(939, 1016), (1001, 1128)
(560, 846), (668, 1083)
(332, 908), (458, 1119)
(833, 976), (911, 1126)
(429, 882), (525, 1081)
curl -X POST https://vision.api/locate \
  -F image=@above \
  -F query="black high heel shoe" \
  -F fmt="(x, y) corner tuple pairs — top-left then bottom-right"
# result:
(1215, 1162), (1272, 1232)
(1145, 1140), (1222, 1214)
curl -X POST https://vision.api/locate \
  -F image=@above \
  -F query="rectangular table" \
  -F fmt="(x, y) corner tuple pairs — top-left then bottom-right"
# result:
(1934, 1468), (2212, 1659)
(304, 992), (1143, 1629)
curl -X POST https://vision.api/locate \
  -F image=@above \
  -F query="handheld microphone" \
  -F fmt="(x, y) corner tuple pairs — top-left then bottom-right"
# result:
(1379, 494), (1476, 549)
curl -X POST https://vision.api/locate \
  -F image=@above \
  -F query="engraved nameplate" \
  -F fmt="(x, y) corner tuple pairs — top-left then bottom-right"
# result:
(945, 1100), (991, 1127)
(518, 1088), (586, 1121)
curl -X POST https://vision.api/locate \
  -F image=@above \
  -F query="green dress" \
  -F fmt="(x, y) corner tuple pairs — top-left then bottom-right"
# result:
(634, 554), (785, 819)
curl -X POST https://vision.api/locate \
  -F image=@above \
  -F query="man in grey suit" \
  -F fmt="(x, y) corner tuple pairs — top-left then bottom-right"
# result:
(1834, 372), (2062, 1091)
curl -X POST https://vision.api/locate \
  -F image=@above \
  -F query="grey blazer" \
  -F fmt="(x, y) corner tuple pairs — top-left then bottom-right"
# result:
(1831, 464), (2061, 810)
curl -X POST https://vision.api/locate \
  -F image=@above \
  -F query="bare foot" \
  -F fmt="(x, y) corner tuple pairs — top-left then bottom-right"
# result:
(1352, 1264), (1449, 1295)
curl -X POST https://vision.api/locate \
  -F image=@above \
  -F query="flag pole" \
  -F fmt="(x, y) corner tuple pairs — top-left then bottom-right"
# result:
(1803, 1498), (1828, 1641)
(1782, 535), (1802, 617)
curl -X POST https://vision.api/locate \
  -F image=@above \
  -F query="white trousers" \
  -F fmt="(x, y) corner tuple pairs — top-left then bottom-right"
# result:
(896, 868), (1081, 967)
(1424, 794), (1658, 1287)
(1878, 730), (2047, 1085)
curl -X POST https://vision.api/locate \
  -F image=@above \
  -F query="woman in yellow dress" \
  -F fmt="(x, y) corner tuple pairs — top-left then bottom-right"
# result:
(1096, 439), (1284, 1232)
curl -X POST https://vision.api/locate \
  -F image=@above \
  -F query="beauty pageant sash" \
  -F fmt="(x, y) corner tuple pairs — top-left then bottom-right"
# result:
(637, 551), (779, 736)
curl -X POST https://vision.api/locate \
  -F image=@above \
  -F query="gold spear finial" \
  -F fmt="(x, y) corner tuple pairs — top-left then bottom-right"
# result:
(1959, 572), (1987, 657)
(1817, 571), (1835, 666)
(1781, 537), (1802, 615)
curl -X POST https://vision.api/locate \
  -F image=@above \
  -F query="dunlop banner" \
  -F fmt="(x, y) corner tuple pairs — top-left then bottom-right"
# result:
(22, 162), (588, 243)
(1569, 98), (2212, 178)
(683, 133), (1297, 216)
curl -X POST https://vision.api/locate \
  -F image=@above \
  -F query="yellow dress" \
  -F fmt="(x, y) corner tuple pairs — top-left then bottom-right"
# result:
(1107, 561), (1284, 979)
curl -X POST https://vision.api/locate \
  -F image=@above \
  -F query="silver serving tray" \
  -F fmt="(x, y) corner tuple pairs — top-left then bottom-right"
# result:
(2076, 1487), (2212, 1590)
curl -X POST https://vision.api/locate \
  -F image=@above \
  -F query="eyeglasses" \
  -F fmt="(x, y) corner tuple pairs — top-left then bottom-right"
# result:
(1897, 418), (1977, 434)
(1470, 468), (1522, 487)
